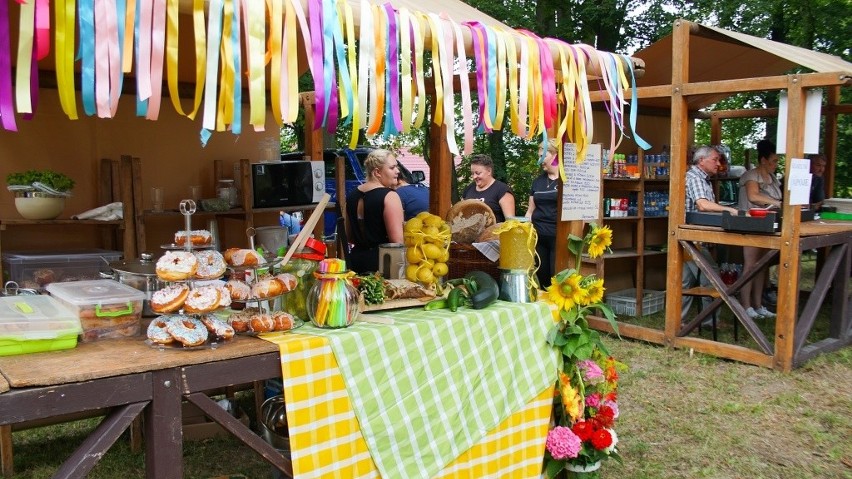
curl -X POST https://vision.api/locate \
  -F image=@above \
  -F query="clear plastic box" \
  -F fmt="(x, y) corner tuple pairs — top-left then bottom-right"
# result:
(0, 295), (81, 356)
(605, 288), (665, 317)
(46, 280), (145, 342)
(2, 249), (122, 290)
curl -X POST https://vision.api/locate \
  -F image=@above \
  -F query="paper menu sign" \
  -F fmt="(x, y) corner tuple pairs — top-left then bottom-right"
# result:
(787, 158), (812, 206)
(561, 143), (603, 221)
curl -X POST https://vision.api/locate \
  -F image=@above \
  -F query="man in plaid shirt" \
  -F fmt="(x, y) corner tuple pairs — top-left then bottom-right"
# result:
(683, 146), (739, 325)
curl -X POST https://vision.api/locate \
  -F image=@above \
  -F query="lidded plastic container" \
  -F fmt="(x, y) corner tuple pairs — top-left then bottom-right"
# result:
(0, 295), (81, 356)
(46, 280), (146, 342)
(276, 237), (326, 321)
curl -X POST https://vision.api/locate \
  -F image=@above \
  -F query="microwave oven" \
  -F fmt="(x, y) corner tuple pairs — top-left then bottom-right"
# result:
(251, 161), (325, 208)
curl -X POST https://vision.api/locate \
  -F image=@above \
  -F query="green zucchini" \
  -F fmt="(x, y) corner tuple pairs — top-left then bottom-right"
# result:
(465, 271), (499, 309)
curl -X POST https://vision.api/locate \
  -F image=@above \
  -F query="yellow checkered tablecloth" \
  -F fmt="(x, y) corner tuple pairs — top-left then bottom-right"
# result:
(261, 332), (554, 479)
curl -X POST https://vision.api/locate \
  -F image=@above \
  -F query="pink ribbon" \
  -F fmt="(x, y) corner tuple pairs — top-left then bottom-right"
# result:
(307, 0), (325, 130)
(145, 0), (166, 120)
(35, 0), (49, 59)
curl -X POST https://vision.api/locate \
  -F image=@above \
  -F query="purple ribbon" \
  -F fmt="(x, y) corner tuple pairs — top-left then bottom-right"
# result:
(0, 0), (17, 131)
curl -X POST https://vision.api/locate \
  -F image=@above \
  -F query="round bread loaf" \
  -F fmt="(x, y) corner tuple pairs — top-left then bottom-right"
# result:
(446, 200), (496, 244)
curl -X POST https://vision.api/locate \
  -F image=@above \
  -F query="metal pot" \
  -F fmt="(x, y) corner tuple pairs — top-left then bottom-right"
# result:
(101, 253), (165, 317)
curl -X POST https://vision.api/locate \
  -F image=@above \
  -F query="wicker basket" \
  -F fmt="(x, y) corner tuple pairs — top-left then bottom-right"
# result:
(446, 243), (501, 284)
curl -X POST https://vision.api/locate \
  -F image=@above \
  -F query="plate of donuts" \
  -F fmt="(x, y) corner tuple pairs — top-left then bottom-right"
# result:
(161, 243), (215, 251)
(146, 313), (235, 350)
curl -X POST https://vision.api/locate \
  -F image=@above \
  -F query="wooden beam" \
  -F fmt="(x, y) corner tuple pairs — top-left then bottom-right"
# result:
(824, 86), (840, 198)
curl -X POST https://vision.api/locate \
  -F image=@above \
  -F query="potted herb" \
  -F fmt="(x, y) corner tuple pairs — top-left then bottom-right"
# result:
(6, 169), (75, 219)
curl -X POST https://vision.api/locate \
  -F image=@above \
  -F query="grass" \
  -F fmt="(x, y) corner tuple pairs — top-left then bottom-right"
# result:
(6, 255), (851, 478)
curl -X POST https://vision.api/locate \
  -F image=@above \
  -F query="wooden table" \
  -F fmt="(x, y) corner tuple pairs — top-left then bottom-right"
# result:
(0, 336), (290, 478)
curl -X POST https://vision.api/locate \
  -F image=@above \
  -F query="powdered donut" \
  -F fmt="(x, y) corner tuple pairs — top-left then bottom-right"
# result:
(147, 316), (175, 344)
(150, 284), (189, 313)
(199, 314), (235, 340)
(225, 279), (251, 301)
(274, 273), (298, 292)
(194, 250), (227, 280)
(166, 315), (209, 347)
(155, 251), (199, 281)
(216, 285), (232, 308)
(174, 229), (212, 246)
(183, 286), (221, 313)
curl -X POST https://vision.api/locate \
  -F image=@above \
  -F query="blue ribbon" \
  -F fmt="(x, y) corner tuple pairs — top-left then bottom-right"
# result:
(77, 0), (96, 116)
(484, 25), (497, 128)
(134, 0), (147, 117)
(621, 54), (651, 150)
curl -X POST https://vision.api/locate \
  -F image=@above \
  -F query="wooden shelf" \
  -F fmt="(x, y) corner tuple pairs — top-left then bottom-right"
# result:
(602, 216), (641, 221)
(0, 218), (124, 227)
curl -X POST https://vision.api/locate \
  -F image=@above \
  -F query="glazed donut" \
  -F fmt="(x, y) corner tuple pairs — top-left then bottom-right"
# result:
(229, 307), (259, 333)
(155, 251), (198, 281)
(224, 248), (263, 267)
(250, 313), (275, 333)
(147, 316), (175, 344)
(150, 284), (189, 313)
(199, 314), (235, 340)
(183, 286), (221, 314)
(274, 273), (298, 293)
(251, 278), (285, 299)
(225, 279), (251, 301)
(194, 250), (227, 280)
(216, 285), (232, 308)
(166, 315), (209, 347)
(174, 229), (212, 246)
(272, 311), (296, 331)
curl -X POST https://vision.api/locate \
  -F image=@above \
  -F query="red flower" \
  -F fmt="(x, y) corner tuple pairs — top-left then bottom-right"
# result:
(571, 420), (596, 441)
(605, 391), (618, 402)
(593, 405), (615, 428)
(590, 428), (613, 450)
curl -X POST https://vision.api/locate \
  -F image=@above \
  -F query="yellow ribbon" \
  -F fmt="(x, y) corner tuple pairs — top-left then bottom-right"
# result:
(342, 0), (359, 147)
(55, 0), (78, 119)
(165, 0), (185, 116)
(492, 26), (507, 131)
(245, 0), (267, 130)
(16, 0), (35, 114)
(398, 7), (412, 133)
(503, 29), (518, 136)
(123, 0), (136, 72)
(281, 0), (298, 123)
(365, 4), (385, 136)
(410, 12), (426, 129)
(424, 13), (442, 126)
(217, 0), (234, 131)
(268, 0), (282, 124)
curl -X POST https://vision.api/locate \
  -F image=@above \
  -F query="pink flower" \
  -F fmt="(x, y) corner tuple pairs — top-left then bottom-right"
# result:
(578, 359), (604, 384)
(585, 392), (602, 408)
(546, 426), (582, 460)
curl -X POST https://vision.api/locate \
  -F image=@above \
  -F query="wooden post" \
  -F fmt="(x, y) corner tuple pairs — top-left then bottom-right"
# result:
(664, 19), (692, 346)
(429, 97), (453, 219)
(823, 86), (839, 198)
(300, 93), (322, 163)
(775, 76), (805, 372)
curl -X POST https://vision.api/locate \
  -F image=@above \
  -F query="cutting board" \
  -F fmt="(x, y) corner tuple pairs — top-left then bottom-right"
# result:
(362, 297), (434, 312)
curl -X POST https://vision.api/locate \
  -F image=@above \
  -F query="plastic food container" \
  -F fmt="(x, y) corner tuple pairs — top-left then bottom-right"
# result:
(0, 295), (82, 356)
(1, 249), (122, 290)
(46, 280), (145, 342)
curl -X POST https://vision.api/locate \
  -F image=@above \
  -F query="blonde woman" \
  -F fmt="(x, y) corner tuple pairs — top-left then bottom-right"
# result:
(345, 149), (404, 274)
(526, 139), (560, 286)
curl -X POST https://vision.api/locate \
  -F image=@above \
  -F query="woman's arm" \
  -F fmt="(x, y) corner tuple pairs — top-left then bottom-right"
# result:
(499, 192), (516, 218)
(526, 196), (536, 218)
(745, 181), (782, 208)
(384, 191), (405, 243)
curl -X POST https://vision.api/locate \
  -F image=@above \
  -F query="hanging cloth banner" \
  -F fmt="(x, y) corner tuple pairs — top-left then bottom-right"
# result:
(143, 0), (166, 120)
(383, 2), (401, 136)
(199, 0), (223, 145)
(55, 0), (78, 119)
(450, 19), (472, 155)
(15, 0), (34, 115)
(244, 0), (266, 131)
(0, 0), (18, 130)
(78, 0), (97, 115)
(307, 0), (326, 130)
(409, 11), (425, 129)
(35, 0), (49, 60)
(94, 0), (121, 118)
(365, 3), (385, 136)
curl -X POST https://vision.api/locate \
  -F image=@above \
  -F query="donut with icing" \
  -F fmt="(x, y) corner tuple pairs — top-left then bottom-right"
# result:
(150, 284), (189, 313)
(251, 278), (285, 299)
(147, 316), (175, 344)
(274, 273), (298, 293)
(250, 311), (297, 333)
(155, 251), (198, 281)
(216, 285), (232, 308)
(228, 307), (259, 333)
(224, 248), (263, 267)
(174, 229), (212, 246)
(225, 279), (251, 301)
(199, 314), (235, 340)
(166, 315), (209, 347)
(183, 286), (221, 313)
(193, 250), (227, 279)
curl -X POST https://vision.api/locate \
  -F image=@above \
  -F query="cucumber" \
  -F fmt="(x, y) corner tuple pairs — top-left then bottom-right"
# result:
(465, 271), (499, 309)
(447, 287), (465, 312)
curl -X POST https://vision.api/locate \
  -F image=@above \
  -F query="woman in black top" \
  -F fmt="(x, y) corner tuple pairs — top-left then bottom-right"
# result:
(526, 139), (560, 286)
(462, 154), (515, 222)
(345, 149), (405, 274)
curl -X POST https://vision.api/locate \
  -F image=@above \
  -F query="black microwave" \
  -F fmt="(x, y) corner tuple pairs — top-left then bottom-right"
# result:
(251, 161), (325, 208)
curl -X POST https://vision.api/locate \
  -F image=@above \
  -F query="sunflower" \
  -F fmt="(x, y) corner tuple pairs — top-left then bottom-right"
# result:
(587, 225), (613, 258)
(584, 278), (605, 304)
(547, 273), (586, 311)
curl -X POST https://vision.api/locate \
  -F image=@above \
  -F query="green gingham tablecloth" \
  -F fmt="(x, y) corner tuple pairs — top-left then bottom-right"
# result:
(298, 300), (559, 479)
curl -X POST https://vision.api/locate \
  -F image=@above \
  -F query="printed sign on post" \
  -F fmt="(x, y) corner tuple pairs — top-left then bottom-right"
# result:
(561, 143), (603, 221)
(787, 158), (812, 206)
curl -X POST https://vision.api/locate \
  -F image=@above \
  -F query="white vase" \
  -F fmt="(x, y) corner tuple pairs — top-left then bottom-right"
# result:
(14, 192), (66, 220)
(564, 461), (602, 473)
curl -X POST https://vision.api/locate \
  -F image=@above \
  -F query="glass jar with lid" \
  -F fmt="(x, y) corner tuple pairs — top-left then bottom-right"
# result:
(306, 258), (360, 328)
(217, 179), (238, 208)
(276, 237), (326, 321)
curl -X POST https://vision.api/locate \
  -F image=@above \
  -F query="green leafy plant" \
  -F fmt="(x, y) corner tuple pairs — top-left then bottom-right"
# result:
(6, 169), (75, 192)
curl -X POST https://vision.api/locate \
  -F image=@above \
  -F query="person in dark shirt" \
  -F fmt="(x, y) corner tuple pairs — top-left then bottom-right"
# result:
(395, 178), (430, 221)
(462, 154), (515, 222)
(808, 153), (827, 210)
(345, 149), (404, 274)
(526, 139), (560, 286)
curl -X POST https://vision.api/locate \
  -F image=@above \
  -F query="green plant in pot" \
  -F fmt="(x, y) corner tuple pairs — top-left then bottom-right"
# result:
(6, 169), (75, 220)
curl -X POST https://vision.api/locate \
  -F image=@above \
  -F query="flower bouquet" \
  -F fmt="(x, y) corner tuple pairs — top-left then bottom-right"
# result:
(543, 224), (627, 478)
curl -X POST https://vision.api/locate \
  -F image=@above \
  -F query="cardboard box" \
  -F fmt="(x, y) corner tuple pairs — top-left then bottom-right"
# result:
(182, 401), (250, 441)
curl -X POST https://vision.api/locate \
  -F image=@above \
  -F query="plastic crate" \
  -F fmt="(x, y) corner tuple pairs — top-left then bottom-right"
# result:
(605, 288), (665, 316)
(2, 249), (122, 290)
